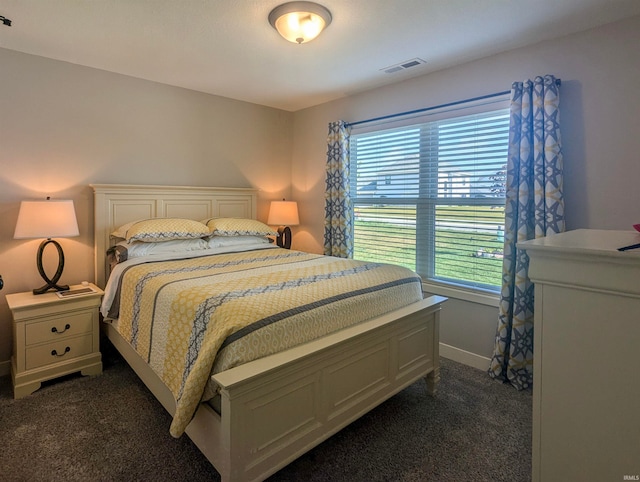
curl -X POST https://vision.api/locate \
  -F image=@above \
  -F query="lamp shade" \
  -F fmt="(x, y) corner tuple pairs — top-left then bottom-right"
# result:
(268, 2), (332, 44)
(14, 200), (79, 239)
(268, 200), (299, 226)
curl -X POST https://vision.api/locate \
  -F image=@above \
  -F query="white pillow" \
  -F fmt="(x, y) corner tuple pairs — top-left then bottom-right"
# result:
(207, 235), (271, 248)
(124, 238), (209, 258)
(108, 238), (209, 265)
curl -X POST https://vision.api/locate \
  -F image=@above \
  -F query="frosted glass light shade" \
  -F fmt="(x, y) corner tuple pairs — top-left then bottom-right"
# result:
(268, 201), (300, 226)
(14, 200), (79, 239)
(268, 2), (332, 44)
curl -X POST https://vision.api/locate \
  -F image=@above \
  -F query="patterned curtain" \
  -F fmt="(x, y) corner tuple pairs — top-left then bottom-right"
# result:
(324, 121), (353, 258)
(489, 75), (565, 390)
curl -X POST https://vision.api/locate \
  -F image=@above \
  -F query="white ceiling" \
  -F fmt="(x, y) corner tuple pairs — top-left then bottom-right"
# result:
(1, 0), (639, 112)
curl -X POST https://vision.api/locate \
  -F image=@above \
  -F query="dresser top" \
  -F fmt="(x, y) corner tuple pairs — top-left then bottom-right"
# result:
(518, 229), (640, 259)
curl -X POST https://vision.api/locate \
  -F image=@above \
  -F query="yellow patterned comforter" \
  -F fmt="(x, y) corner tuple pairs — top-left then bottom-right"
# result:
(112, 248), (423, 437)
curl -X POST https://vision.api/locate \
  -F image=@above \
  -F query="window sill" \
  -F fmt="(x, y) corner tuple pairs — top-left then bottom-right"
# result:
(421, 280), (500, 308)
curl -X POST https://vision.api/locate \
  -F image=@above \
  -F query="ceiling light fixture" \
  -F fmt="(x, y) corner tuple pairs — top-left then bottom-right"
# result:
(268, 1), (332, 44)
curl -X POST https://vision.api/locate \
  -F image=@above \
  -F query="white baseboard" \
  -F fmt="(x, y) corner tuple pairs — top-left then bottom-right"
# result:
(0, 359), (10, 377)
(439, 343), (490, 372)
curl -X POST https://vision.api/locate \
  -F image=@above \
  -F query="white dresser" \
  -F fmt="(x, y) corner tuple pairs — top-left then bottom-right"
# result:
(518, 229), (640, 482)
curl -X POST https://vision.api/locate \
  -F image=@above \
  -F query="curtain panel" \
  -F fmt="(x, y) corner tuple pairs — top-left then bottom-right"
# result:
(489, 75), (565, 390)
(324, 121), (353, 258)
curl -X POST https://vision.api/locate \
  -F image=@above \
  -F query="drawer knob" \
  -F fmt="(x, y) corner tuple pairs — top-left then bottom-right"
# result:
(51, 324), (71, 334)
(51, 347), (71, 357)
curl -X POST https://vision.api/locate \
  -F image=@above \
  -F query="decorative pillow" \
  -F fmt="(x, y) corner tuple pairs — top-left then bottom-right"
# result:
(106, 245), (128, 270)
(112, 218), (210, 243)
(207, 235), (271, 248)
(201, 218), (278, 237)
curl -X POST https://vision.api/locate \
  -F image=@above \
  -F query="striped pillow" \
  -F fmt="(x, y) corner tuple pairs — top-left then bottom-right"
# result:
(114, 218), (210, 243)
(202, 218), (277, 237)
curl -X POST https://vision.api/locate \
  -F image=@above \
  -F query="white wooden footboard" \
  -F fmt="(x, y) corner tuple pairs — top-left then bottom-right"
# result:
(210, 295), (444, 482)
(104, 295), (443, 482)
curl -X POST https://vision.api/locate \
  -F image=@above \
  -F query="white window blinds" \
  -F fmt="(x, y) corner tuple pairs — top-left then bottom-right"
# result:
(350, 102), (510, 292)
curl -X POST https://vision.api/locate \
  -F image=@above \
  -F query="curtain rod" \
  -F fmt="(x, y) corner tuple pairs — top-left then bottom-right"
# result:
(345, 78), (561, 128)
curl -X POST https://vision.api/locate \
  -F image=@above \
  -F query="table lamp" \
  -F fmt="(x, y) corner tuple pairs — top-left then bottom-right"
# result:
(267, 200), (299, 249)
(14, 197), (79, 294)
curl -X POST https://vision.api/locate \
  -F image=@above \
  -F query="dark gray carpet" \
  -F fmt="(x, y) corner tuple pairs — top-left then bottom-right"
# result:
(0, 340), (531, 481)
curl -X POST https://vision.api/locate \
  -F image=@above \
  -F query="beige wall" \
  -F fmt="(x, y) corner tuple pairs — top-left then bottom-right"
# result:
(0, 48), (293, 364)
(1, 14), (639, 370)
(291, 15), (640, 362)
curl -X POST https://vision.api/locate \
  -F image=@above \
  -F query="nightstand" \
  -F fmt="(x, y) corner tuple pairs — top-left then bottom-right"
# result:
(7, 283), (104, 399)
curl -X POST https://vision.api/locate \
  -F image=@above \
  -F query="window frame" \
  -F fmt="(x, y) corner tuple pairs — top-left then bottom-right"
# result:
(349, 96), (510, 305)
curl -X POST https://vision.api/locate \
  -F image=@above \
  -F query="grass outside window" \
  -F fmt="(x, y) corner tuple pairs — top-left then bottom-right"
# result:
(354, 205), (505, 290)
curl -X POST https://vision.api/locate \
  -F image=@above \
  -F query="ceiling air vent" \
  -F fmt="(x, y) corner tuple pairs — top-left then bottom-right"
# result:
(381, 58), (427, 74)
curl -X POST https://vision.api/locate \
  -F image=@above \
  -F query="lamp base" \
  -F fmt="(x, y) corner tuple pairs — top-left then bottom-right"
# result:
(33, 239), (69, 295)
(33, 283), (70, 296)
(276, 226), (292, 249)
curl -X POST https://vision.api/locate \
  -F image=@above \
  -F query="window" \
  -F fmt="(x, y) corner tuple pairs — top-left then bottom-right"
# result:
(350, 103), (510, 293)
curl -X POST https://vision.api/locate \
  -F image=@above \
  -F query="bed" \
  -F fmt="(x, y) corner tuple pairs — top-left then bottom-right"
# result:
(92, 183), (445, 482)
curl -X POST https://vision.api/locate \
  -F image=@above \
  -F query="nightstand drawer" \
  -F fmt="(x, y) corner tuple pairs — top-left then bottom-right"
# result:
(25, 334), (93, 371)
(25, 311), (94, 345)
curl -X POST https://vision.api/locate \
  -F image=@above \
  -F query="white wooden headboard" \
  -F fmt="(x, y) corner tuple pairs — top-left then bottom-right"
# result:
(91, 184), (258, 288)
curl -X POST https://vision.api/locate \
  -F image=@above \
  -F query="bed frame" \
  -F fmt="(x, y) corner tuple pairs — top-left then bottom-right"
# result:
(92, 183), (445, 482)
